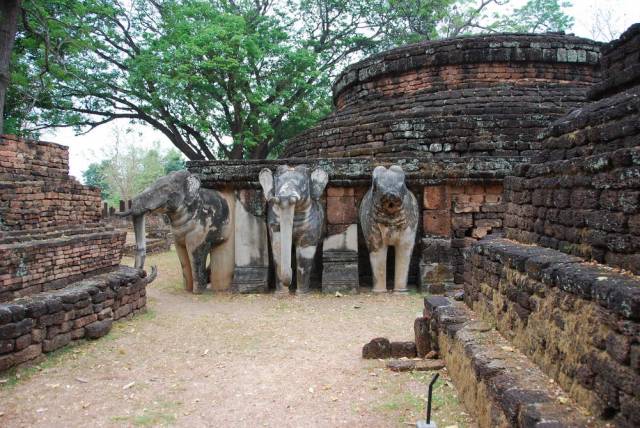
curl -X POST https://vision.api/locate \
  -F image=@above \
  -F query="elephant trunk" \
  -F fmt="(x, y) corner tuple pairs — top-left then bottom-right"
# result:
(133, 214), (146, 270)
(278, 203), (295, 287)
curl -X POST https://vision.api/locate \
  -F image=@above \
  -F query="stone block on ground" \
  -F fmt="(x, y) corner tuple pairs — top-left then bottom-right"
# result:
(386, 359), (445, 372)
(414, 317), (431, 358)
(85, 319), (113, 339)
(390, 341), (417, 358)
(362, 337), (391, 359)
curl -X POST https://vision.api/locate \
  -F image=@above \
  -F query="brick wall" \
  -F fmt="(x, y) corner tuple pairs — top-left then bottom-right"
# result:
(0, 136), (126, 299)
(0, 228), (126, 302)
(466, 237), (640, 426)
(590, 23), (640, 99)
(0, 266), (150, 371)
(283, 33), (600, 159)
(422, 183), (504, 283)
(0, 136), (103, 231)
(503, 84), (640, 275)
(0, 135), (69, 180)
(460, 25), (640, 426)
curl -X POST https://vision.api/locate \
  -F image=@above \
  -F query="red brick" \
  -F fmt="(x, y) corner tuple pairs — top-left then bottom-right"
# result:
(423, 186), (448, 210)
(423, 210), (451, 237)
(486, 183), (503, 194)
(327, 196), (358, 225)
(327, 186), (355, 197)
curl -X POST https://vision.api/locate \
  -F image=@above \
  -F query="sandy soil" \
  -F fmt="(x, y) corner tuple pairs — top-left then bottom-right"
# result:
(0, 251), (473, 428)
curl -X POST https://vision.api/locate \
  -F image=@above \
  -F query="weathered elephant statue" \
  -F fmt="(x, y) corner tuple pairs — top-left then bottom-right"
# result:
(119, 170), (231, 294)
(359, 165), (418, 293)
(259, 165), (328, 294)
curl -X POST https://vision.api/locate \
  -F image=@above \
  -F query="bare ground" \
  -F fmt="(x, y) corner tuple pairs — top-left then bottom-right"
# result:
(0, 250), (473, 428)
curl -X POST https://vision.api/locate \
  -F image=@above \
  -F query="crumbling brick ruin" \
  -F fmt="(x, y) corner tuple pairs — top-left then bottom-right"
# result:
(284, 33), (600, 159)
(0, 136), (152, 371)
(198, 27), (640, 427)
(414, 24), (640, 428)
(190, 32), (603, 296)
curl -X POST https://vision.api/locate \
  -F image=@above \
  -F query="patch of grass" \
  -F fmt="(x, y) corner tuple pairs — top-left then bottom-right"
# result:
(112, 400), (181, 427)
(132, 411), (177, 427)
(377, 391), (424, 421)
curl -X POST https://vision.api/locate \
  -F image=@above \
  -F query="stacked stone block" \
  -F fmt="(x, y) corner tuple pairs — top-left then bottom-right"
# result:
(466, 237), (639, 426)
(322, 187), (360, 293)
(420, 295), (598, 427)
(0, 136), (127, 301)
(503, 25), (640, 275)
(0, 227), (125, 301)
(460, 24), (640, 426)
(420, 182), (505, 287)
(0, 266), (150, 371)
(284, 33), (600, 159)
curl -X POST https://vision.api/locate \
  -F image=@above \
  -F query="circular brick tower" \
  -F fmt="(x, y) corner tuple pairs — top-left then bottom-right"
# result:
(283, 33), (601, 159)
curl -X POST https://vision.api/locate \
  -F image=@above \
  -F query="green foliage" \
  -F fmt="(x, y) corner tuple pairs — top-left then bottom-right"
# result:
(83, 137), (186, 204)
(163, 149), (186, 174)
(493, 0), (574, 33)
(5, 0), (575, 159)
(82, 159), (110, 199)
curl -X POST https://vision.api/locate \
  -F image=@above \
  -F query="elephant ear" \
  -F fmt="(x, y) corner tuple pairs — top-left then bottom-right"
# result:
(373, 165), (386, 179)
(310, 168), (328, 201)
(389, 165), (405, 180)
(259, 168), (274, 200)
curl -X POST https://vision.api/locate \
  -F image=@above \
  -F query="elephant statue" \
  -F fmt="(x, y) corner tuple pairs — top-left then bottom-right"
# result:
(359, 165), (418, 293)
(118, 170), (231, 294)
(259, 165), (328, 294)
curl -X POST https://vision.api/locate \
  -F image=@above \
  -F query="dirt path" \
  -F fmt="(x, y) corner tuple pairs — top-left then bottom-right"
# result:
(0, 251), (472, 428)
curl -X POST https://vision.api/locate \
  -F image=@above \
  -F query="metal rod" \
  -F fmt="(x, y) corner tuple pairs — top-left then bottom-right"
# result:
(427, 373), (439, 423)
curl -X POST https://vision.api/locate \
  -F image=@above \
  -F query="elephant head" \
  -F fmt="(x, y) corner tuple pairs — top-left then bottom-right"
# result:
(371, 165), (409, 216)
(118, 170), (201, 269)
(259, 165), (328, 287)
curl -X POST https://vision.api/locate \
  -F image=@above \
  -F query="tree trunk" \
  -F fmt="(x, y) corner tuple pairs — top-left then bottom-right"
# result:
(0, 0), (21, 135)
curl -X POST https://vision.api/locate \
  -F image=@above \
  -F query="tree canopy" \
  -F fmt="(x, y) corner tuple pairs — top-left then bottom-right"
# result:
(5, 0), (575, 159)
(83, 129), (186, 205)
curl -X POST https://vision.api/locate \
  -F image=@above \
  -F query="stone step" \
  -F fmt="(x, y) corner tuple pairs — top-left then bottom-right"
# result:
(465, 236), (640, 426)
(0, 223), (116, 244)
(421, 296), (600, 427)
(0, 265), (153, 372)
(0, 228), (126, 301)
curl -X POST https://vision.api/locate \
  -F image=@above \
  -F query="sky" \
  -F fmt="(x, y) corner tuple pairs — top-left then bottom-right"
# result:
(40, 0), (640, 181)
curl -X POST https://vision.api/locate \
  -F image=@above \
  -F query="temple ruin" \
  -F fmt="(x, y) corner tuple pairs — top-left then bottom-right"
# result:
(0, 19), (638, 427)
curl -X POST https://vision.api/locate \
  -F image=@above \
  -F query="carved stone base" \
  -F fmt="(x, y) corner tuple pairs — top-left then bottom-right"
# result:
(231, 266), (269, 293)
(322, 250), (359, 294)
(419, 237), (454, 294)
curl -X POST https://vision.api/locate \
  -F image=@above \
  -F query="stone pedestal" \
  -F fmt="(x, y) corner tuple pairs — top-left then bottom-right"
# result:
(419, 237), (454, 294)
(322, 224), (359, 294)
(231, 189), (269, 293)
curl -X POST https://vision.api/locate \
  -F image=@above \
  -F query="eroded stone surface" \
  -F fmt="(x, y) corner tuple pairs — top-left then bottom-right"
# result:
(362, 337), (391, 359)
(427, 297), (595, 427)
(0, 266), (151, 372)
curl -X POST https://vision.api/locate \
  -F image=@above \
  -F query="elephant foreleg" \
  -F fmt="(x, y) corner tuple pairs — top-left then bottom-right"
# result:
(296, 245), (316, 295)
(394, 240), (414, 293)
(175, 243), (194, 292)
(270, 230), (288, 294)
(186, 239), (210, 294)
(369, 247), (388, 293)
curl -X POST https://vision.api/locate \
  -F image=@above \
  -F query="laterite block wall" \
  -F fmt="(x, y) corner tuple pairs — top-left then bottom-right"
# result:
(462, 24), (640, 426)
(0, 136), (126, 301)
(0, 266), (149, 371)
(284, 33), (600, 159)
